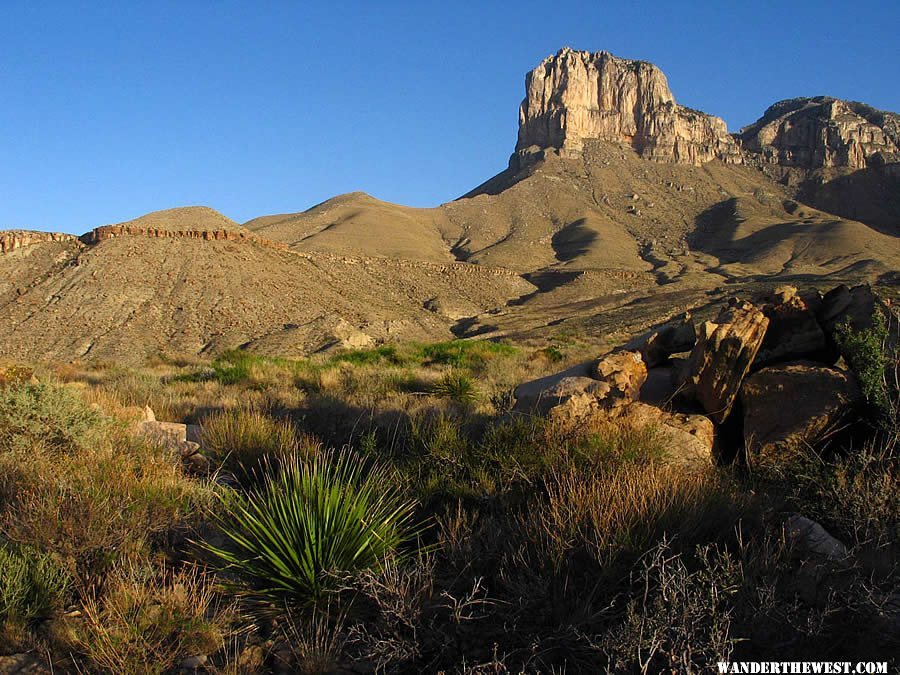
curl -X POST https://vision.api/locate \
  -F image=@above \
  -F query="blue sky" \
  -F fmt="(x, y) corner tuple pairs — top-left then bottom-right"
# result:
(1, 1), (898, 234)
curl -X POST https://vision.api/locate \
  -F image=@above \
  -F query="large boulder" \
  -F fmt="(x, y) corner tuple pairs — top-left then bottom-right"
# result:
(817, 285), (876, 354)
(741, 362), (861, 464)
(640, 366), (677, 405)
(590, 350), (647, 405)
(617, 402), (715, 468)
(513, 361), (594, 414)
(755, 286), (827, 367)
(680, 300), (769, 423)
(623, 313), (696, 368)
(818, 284), (898, 360)
(544, 379), (610, 427)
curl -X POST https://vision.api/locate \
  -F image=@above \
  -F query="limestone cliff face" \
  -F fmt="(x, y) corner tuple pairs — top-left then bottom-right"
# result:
(514, 48), (742, 167)
(739, 97), (900, 170)
(0, 230), (76, 254)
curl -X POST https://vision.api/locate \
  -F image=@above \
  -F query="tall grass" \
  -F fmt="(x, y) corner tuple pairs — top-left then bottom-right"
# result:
(76, 563), (229, 674)
(201, 409), (306, 479)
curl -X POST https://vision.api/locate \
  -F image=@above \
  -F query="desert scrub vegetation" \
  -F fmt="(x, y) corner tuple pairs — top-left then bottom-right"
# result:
(2, 328), (897, 670)
(0, 378), (224, 667)
(835, 311), (897, 425)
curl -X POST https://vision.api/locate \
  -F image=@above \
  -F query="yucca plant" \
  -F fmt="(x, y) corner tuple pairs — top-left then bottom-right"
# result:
(203, 451), (422, 606)
(430, 370), (478, 405)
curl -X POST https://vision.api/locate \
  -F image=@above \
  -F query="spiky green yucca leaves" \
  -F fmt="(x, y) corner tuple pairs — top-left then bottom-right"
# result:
(204, 451), (420, 605)
(431, 370), (478, 405)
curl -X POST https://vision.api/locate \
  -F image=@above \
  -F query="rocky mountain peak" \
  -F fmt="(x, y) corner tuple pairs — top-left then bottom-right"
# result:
(513, 48), (742, 168)
(739, 96), (900, 170)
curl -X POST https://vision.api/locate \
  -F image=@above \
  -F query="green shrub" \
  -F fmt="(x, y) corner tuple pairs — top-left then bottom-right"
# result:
(835, 313), (893, 422)
(0, 543), (70, 628)
(430, 370), (478, 405)
(0, 382), (105, 454)
(201, 409), (304, 479)
(203, 451), (421, 606)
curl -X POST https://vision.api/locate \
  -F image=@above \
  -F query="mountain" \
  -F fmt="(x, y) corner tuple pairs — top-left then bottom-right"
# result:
(1, 48), (898, 362)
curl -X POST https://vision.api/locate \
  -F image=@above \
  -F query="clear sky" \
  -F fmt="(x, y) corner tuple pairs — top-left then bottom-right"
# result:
(2, 1), (898, 235)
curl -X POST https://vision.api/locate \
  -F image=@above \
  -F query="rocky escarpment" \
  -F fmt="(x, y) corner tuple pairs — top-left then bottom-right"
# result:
(80, 224), (288, 249)
(78, 206), (288, 250)
(739, 97), (900, 170)
(0, 230), (77, 254)
(513, 48), (742, 168)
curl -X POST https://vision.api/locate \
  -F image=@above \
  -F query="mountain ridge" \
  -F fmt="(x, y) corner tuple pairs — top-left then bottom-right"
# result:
(1, 48), (897, 362)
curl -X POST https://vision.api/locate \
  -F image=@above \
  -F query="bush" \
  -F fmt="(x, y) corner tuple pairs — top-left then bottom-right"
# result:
(835, 312), (894, 423)
(201, 409), (305, 479)
(0, 381), (211, 587)
(603, 539), (738, 671)
(204, 451), (422, 606)
(0, 382), (105, 454)
(0, 543), (70, 630)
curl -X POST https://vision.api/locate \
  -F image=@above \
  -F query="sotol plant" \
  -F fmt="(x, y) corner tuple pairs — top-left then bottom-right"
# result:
(203, 451), (421, 606)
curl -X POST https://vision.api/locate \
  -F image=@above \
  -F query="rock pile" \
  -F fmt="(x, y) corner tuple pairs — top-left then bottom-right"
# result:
(133, 406), (211, 474)
(514, 284), (895, 468)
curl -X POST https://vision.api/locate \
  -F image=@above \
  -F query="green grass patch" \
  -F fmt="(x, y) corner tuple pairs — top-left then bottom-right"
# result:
(417, 339), (517, 370)
(327, 345), (408, 367)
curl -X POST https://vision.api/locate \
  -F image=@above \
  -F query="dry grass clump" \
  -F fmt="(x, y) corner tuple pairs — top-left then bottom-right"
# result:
(201, 408), (311, 479)
(536, 463), (740, 568)
(75, 563), (231, 674)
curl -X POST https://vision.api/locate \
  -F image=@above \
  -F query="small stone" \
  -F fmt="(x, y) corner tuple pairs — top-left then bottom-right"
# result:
(179, 655), (208, 670)
(785, 515), (848, 561)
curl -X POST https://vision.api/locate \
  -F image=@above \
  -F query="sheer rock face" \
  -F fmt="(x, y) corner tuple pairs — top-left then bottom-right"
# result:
(739, 97), (900, 170)
(513, 48), (742, 168)
(0, 230), (76, 254)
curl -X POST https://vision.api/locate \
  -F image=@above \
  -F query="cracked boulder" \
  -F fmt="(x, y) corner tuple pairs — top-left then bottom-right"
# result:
(679, 300), (769, 423)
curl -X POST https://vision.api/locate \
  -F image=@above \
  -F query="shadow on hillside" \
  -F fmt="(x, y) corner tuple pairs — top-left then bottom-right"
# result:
(551, 218), (599, 262)
(799, 166), (900, 236)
